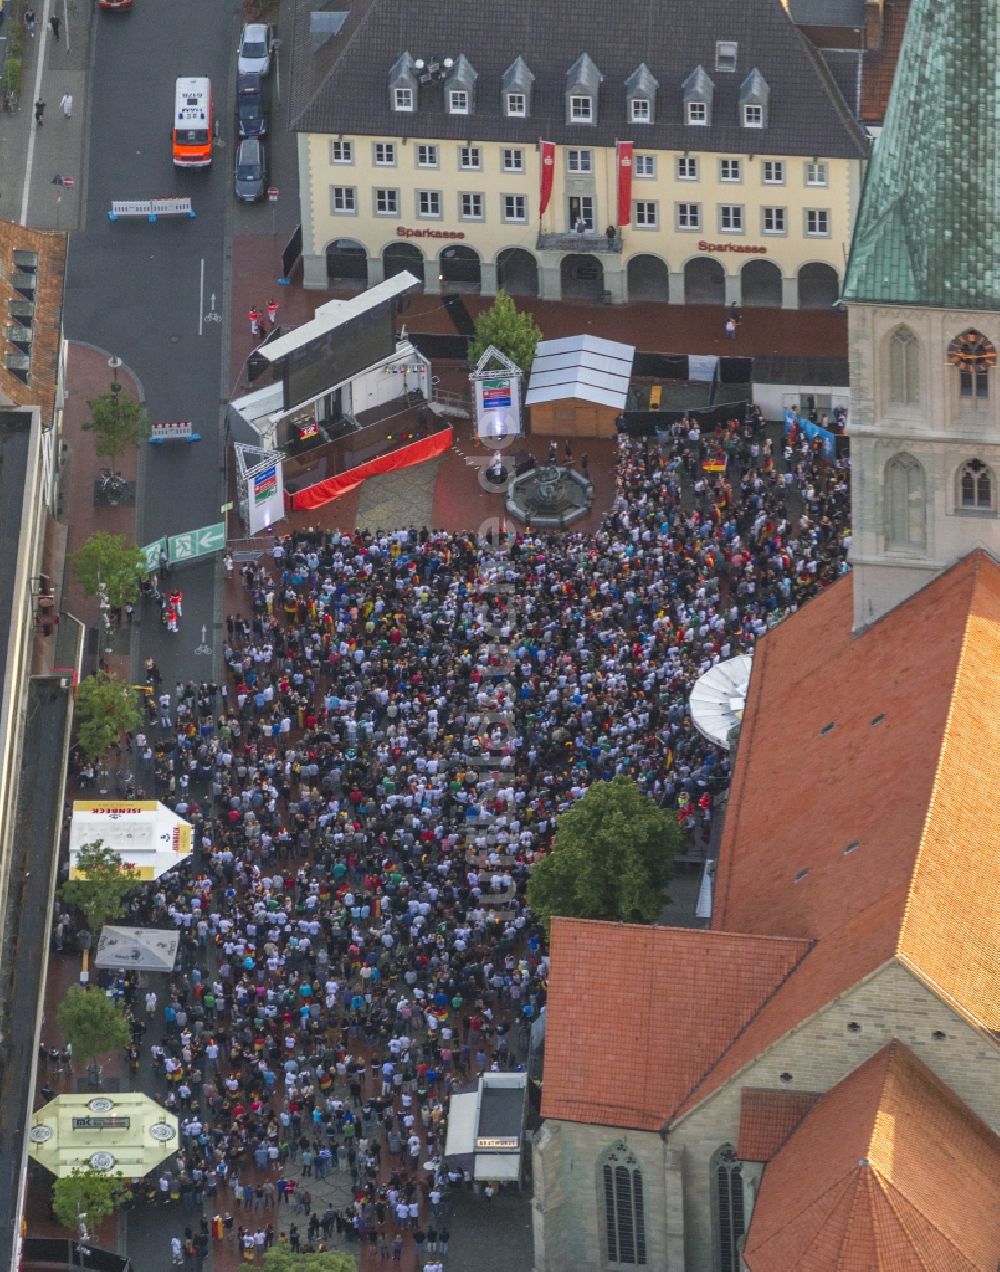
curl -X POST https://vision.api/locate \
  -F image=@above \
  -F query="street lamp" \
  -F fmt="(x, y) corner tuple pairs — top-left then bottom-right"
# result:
(107, 355), (123, 482)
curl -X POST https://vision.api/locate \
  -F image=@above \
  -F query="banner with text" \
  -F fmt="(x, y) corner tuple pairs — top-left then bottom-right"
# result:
(617, 141), (634, 227)
(539, 141), (556, 216)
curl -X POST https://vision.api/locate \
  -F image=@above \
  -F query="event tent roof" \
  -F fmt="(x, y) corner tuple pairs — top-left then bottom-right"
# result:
(525, 335), (635, 410)
(69, 802), (193, 882)
(29, 1094), (179, 1179)
(94, 926), (180, 973)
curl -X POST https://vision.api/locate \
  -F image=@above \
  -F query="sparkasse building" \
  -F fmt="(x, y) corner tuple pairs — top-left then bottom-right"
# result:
(288, 0), (867, 307)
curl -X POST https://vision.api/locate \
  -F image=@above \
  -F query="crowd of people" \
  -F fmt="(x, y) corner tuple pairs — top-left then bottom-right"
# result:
(58, 416), (851, 1266)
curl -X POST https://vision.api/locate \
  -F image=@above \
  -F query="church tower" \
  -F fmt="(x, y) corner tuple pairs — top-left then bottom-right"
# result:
(843, 0), (1000, 631)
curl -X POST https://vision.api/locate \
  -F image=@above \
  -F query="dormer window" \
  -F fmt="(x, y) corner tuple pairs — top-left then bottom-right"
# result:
(682, 66), (714, 127)
(443, 54), (478, 117)
(389, 52), (418, 113)
(625, 62), (658, 126)
(502, 56), (535, 119)
(565, 53), (602, 126)
(739, 68), (769, 129)
(716, 41), (738, 72)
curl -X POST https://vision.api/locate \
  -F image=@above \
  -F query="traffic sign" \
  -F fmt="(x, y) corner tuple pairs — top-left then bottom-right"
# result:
(267, 187), (279, 203)
(166, 522), (226, 565)
(140, 539), (166, 572)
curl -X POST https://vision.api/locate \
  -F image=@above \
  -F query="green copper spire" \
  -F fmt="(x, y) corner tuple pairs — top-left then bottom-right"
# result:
(844, 0), (1000, 308)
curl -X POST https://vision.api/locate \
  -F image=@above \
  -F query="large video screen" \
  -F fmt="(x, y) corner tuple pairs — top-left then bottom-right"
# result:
(282, 302), (395, 409)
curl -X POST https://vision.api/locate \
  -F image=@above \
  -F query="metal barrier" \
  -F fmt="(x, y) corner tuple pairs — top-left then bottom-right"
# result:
(109, 197), (195, 223)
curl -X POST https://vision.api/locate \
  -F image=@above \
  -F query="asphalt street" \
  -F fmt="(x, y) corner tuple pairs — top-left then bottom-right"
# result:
(63, 0), (242, 693)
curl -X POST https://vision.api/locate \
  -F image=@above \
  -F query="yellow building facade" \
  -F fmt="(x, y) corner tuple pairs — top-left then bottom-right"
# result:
(299, 129), (862, 307)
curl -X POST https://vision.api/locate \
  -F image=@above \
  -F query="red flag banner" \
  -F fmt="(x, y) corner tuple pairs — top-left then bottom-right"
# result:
(539, 141), (556, 216)
(617, 141), (634, 227)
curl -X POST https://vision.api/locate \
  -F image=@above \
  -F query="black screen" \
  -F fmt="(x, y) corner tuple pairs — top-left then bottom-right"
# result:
(282, 302), (395, 409)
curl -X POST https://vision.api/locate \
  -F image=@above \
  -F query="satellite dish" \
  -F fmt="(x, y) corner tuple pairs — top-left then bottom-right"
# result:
(689, 654), (753, 751)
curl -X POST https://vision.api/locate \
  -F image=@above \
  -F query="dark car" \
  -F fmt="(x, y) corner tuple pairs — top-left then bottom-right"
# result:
(236, 72), (267, 138)
(234, 138), (267, 202)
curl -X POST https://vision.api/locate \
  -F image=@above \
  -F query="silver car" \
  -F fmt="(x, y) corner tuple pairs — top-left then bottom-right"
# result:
(234, 138), (267, 202)
(237, 22), (274, 76)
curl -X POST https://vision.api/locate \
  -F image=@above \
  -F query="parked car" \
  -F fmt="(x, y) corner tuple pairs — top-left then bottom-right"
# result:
(237, 22), (274, 76)
(234, 137), (267, 202)
(99, 0), (134, 9)
(235, 72), (267, 138)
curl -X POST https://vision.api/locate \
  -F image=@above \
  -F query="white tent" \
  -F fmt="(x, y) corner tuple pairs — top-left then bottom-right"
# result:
(689, 654), (754, 750)
(95, 926), (180, 973)
(525, 334), (635, 410)
(69, 801), (193, 882)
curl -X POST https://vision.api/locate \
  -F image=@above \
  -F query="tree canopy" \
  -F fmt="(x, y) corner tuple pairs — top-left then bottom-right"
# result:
(262, 1249), (357, 1272)
(73, 531), (146, 609)
(468, 289), (542, 376)
(527, 774), (679, 926)
(73, 672), (143, 760)
(60, 839), (140, 933)
(51, 1168), (126, 1233)
(82, 388), (150, 476)
(57, 986), (131, 1066)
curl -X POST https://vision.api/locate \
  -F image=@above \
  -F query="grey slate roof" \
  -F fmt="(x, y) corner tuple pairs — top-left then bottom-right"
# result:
(786, 0), (865, 26)
(843, 0), (1000, 307)
(289, 0), (868, 159)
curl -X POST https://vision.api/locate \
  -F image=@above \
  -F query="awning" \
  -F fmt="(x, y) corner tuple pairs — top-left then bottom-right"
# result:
(69, 801), (193, 881)
(444, 1091), (478, 1158)
(95, 926), (180, 973)
(29, 1094), (179, 1179)
(474, 1153), (522, 1182)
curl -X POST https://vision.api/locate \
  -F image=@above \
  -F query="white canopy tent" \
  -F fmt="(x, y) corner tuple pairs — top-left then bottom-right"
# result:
(689, 654), (754, 750)
(69, 801), (193, 882)
(525, 334), (635, 410)
(95, 926), (180, 973)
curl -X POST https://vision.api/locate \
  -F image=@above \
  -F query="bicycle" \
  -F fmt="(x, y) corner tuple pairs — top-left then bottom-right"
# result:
(2, 88), (20, 114)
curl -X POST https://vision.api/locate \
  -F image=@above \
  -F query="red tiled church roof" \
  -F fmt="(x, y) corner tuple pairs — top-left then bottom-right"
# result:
(737, 1089), (820, 1160)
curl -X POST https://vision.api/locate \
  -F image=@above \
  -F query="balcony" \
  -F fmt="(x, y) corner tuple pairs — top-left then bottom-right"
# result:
(536, 230), (622, 254)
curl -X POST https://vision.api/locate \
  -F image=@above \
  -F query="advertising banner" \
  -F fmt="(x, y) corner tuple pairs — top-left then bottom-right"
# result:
(784, 409), (837, 461)
(247, 460), (285, 533)
(539, 141), (556, 216)
(474, 375), (521, 439)
(616, 141), (634, 227)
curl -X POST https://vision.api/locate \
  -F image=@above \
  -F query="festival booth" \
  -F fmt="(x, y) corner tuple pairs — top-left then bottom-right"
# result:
(94, 926), (181, 973)
(68, 801), (193, 881)
(444, 1072), (528, 1187)
(525, 335), (635, 437)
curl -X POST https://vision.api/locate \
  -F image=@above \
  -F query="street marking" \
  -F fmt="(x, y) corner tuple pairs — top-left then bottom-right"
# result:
(203, 292), (222, 324)
(194, 624), (212, 656)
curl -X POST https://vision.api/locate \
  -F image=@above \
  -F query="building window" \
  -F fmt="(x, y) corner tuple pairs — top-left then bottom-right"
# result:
(460, 192), (484, 220)
(329, 140), (353, 165)
(885, 454), (926, 549)
(600, 1144), (647, 1267)
(677, 202), (701, 231)
(888, 327), (920, 405)
(715, 40), (738, 72)
(958, 459), (995, 511)
(677, 156), (698, 181)
(720, 158), (741, 182)
(687, 101), (707, 125)
(374, 188), (399, 216)
(762, 207), (786, 235)
(570, 95), (593, 122)
(631, 97), (651, 122)
(459, 146), (481, 170)
(568, 149), (592, 173)
(743, 104), (763, 128)
(762, 160), (784, 184)
(416, 144), (439, 168)
(719, 204), (743, 233)
(393, 87), (414, 112)
(806, 209), (830, 236)
(374, 142), (396, 166)
(502, 148), (524, 173)
(805, 160), (828, 186)
(634, 154), (655, 178)
(634, 200), (658, 228)
(506, 92), (526, 117)
(448, 89), (469, 115)
(330, 186), (356, 215)
(712, 1146), (745, 1272)
(417, 190), (441, 218)
(502, 193), (527, 222)
(948, 329), (996, 399)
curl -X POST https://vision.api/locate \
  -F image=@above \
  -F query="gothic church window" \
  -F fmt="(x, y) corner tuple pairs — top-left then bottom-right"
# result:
(711, 1145), (745, 1272)
(600, 1142), (647, 1266)
(888, 327), (920, 404)
(958, 459), (995, 512)
(884, 453), (926, 548)
(948, 329), (996, 400)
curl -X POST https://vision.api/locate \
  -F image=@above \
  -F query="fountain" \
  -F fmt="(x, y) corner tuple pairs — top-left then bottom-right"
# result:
(505, 462), (593, 527)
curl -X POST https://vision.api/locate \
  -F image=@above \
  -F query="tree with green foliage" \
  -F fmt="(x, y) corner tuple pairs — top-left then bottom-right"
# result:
(262, 1249), (357, 1272)
(51, 1168), (126, 1233)
(73, 672), (143, 761)
(57, 986), (131, 1068)
(73, 531), (146, 609)
(527, 774), (679, 926)
(468, 289), (542, 376)
(82, 387), (150, 477)
(60, 839), (140, 933)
